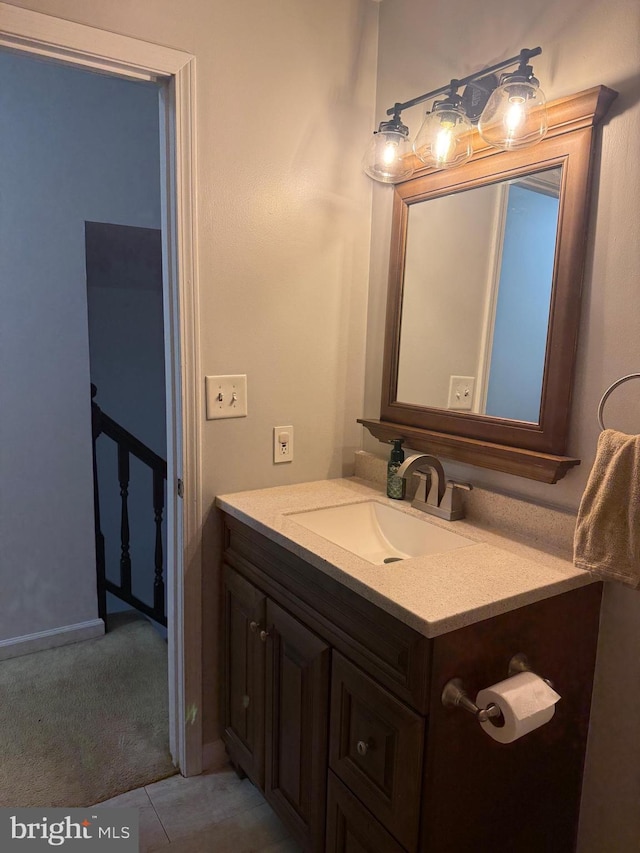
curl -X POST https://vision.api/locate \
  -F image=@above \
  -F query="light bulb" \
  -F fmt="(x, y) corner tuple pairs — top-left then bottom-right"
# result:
(362, 117), (414, 184)
(382, 138), (400, 166)
(435, 121), (455, 162)
(505, 98), (526, 134)
(478, 72), (548, 151)
(413, 101), (473, 170)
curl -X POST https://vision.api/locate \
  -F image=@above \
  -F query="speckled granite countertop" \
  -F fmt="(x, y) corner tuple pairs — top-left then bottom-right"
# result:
(216, 477), (593, 638)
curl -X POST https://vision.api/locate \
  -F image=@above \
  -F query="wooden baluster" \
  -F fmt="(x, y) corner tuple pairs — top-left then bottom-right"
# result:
(118, 445), (132, 595)
(91, 385), (107, 624)
(153, 468), (166, 620)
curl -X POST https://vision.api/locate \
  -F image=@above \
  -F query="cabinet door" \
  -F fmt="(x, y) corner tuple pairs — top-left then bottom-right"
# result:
(265, 598), (331, 853)
(222, 564), (266, 787)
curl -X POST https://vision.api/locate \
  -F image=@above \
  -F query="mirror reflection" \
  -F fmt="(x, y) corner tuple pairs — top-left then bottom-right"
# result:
(396, 166), (561, 424)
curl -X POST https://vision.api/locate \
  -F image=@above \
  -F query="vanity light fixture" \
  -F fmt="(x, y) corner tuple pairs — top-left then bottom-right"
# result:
(363, 47), (548, 182)
(412, 91), (474, 170)
(362, 111), (415, 183)
(477, 62), (547, 150)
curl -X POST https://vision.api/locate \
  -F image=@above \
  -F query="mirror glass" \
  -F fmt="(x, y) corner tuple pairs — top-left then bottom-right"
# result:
(396, 166), (561, 425)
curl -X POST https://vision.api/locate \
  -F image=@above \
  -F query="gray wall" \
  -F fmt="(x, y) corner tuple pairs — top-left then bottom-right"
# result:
(86, 222), (166, 618)
(0, 49), (161, 642)
(485, 184), (558, 422)
(86, 222), (165, 456)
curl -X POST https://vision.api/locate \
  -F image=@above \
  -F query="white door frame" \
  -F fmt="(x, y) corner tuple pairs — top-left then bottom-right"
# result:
(475, 184), (508, 414)
(0, 2), (203, 776)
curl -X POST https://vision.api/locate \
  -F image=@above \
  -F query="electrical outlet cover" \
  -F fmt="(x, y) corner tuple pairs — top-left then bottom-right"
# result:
(273, 425), (294, 463)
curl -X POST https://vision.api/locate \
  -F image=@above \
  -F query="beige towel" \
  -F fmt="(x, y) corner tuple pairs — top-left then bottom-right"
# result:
(574, 429), (640, 587)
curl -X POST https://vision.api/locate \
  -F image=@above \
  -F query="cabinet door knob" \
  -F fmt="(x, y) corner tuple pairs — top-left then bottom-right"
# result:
(259, 629), (270, 642)
(249, 621), (258, 633)
(356, 739), (373, 756)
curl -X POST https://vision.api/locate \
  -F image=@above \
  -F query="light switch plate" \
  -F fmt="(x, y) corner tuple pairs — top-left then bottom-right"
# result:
(447, 375), (475, 410)
(205, 375), (248, 419)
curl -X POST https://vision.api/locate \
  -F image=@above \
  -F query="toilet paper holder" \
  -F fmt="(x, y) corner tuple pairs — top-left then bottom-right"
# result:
(441, 653), (553, 722)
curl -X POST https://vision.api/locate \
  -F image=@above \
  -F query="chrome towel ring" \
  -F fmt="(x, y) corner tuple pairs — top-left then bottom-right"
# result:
(597, 374), (640, 430)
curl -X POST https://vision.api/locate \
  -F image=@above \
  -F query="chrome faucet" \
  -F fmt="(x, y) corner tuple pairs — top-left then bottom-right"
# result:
(396, 453), (472, 521)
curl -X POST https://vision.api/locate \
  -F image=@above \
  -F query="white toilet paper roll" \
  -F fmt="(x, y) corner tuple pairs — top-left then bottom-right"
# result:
(475, 671), (561, 744)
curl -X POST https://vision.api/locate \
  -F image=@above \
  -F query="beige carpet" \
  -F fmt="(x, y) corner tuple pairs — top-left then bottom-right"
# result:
(0, 611), (177, 807)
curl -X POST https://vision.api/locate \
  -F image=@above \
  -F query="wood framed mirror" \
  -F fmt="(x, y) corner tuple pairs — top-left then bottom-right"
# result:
(360, 86), (617, 483)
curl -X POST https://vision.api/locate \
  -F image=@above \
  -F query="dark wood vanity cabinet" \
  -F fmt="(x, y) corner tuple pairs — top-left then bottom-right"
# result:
(222, 564), (266, 787)
(326, 772), (406, 853)
(264, 599), (331, 852)
(329, 652), (424, 851)
(221, 514), (601, 853)
(223, 563), (330, 852)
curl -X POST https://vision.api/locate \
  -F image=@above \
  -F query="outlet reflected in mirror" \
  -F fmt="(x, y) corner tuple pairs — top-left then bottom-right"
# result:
(396, 166), (561, 425)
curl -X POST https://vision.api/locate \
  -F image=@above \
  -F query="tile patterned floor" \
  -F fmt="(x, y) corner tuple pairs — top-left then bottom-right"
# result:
(95, 767), (302, 852)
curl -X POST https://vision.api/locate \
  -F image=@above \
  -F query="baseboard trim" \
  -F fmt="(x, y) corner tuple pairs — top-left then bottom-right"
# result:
(0, 619), (105, 661)
(202, 739), (228, 773)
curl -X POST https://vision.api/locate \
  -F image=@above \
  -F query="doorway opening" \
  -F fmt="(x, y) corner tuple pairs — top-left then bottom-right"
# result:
(0, 1), (202, 779)
(0, 45), (172, 803)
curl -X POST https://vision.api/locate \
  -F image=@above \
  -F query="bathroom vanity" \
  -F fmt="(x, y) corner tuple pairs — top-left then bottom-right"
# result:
(217, 478), (600, 853)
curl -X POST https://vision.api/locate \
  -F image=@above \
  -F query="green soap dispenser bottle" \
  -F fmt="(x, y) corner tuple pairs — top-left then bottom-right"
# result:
(387, 439), (406, 500)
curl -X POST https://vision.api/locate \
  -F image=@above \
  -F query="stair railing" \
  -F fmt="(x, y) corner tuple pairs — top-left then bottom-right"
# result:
(91, 385), (168, 627)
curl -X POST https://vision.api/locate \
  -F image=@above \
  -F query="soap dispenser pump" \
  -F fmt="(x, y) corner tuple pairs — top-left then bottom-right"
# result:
(387, 439), (406, 500)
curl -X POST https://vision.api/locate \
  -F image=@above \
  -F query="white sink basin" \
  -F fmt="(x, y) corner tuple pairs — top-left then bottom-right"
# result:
(287, 500), (474, 565)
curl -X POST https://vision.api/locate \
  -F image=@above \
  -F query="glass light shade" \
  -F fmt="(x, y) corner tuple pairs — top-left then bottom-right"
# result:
(478, 78), (548, 150)
(413, 103), (473, 170)
(362, 122), (414, 183)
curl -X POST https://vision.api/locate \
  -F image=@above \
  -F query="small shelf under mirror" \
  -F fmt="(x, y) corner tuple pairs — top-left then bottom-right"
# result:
(358, 418), (580, 483)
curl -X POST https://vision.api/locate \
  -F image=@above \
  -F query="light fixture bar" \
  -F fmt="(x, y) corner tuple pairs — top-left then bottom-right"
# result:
(385, 47), (542, 117)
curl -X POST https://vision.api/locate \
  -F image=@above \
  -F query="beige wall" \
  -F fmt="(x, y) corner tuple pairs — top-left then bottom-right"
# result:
(4, 0), (378, 746)
(397, 184), (501, 408)
(366, 1), (640, 850)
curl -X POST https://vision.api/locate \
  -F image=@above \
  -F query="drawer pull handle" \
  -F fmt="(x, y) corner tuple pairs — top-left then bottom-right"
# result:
(259, 630), (270, 642)
(356, 739), (373, 756)
(249, 621), (259, 633)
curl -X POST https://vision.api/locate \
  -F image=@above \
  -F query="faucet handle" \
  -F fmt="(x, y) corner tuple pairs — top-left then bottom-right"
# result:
(448, 480), (472, 492)
(413, 471), (430, 505)
(440, 480), (473, 520)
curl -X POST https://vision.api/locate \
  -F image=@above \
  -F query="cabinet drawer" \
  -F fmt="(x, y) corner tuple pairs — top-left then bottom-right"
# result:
(326, 771), (405, 853)
(329, 652), (424, 852)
